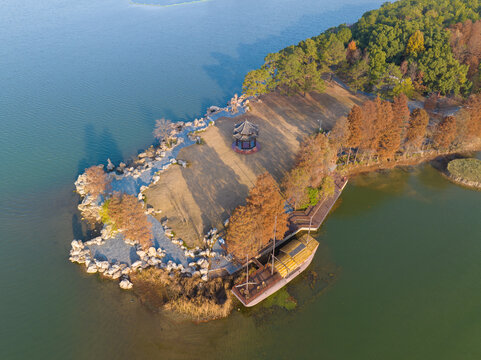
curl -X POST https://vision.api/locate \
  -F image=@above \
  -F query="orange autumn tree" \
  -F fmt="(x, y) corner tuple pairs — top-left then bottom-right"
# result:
(329, 116), (349, 154)
(283, 167), (311, 209)
(433, 116), (457, 150)
(404, 108), (429, 155)
(226, 173), (288, 260)
(106, 192), (152, 249)
(374, 98), (397, 161)
(296, 133), (336, 188)
(377, 94), (410, 160)
(283, 133), (335, 208)
(346, 104), (363, 162)
(83, 165), (111, 198)
(464, 93), (481, 139)
(392, 93), (411, 132)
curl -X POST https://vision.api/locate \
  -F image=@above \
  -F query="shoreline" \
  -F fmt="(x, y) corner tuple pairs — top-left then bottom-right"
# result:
(70, 77), (480, 319)
(71, 96), (250, 289)
(444, 174), (481, 190)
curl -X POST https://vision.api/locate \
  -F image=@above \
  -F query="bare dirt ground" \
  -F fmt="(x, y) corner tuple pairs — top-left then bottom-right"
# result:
(145, 82), (364, 246)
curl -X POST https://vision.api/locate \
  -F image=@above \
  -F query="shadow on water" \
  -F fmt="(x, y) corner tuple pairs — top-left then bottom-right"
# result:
(71, 209), (101, 242)
(77, 124), (123, 175)
(71, 213), (86, 241)
(202, 2), (382, 100)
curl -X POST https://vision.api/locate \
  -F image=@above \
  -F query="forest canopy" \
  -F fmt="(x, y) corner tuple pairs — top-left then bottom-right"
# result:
(243, 0), (481, 98)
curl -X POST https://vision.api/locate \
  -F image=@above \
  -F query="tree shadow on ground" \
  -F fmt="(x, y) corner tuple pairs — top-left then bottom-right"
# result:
(181, 144), (249, 235)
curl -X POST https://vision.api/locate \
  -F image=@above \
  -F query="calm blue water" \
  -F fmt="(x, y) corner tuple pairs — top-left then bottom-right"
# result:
(4, 1), (479, 360)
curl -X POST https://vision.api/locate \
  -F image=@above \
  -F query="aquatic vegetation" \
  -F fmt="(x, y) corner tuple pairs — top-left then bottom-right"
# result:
(131, 268), (234, 321)
(262, 288), (297, 310)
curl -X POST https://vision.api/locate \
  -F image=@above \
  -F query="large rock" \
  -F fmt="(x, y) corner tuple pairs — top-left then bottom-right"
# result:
(148, 247), (157, 257)
(107, 158), (115, 171)
(119, 279), (133, 290)
(131, 260), (142, 270)
(86, 263), (98, 274)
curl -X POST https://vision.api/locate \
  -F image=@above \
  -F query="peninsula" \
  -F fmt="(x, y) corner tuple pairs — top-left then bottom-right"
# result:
(70, 0), (481, 321)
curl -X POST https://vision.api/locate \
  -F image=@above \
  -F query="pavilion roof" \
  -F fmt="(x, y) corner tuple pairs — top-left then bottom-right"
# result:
(233, 120), (259, 141)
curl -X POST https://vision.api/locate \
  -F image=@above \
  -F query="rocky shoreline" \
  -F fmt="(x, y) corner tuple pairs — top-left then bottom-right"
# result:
(445, 173), (481, 190)
(70, 95), (250, 290)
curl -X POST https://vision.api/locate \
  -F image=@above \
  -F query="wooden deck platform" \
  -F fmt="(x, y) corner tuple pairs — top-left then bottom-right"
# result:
(211, 174), (348, 279)
(231, 265), (282, 306)
(286, 175), (348, 237)
(254, 174), (348, 260)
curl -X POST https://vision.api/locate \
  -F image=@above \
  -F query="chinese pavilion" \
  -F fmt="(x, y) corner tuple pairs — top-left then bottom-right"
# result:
(232, 120), (259, 154)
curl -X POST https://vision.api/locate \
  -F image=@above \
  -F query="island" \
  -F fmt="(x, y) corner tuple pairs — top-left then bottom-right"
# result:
(70, 0), (481, 321)
(446, 158), (481, 189)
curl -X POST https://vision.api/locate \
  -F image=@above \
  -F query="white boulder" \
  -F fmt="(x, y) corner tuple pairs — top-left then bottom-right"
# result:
(119, 279), (133, 290)
(86, 263), (98, 274)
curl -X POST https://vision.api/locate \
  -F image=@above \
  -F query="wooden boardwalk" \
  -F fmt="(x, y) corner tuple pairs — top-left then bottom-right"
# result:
(286, 175), (348, 238)
(210, 174), (348, 277)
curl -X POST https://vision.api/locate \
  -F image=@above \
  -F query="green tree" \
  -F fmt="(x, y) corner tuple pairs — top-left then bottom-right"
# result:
(242, 68), (271, 96)
(393, 78), (415, 98)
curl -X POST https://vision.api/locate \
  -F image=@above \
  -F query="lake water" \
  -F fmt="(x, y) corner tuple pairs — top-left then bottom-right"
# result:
(1, 0), (480, 359)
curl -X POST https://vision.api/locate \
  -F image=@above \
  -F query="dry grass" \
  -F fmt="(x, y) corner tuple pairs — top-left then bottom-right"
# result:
(164, 294), (233, 322)
(131, 268), (234, 322)
(145, 82), (364, 246)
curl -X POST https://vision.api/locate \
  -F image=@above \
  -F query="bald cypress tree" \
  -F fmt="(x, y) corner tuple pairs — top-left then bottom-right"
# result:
(346, 105), (363, 163)
(465, 93), (481, 139)
(226, 173), (288, 260)
(377, 101), (400, 161)
(392, 94), (410, 134)
(405, 108), (429, 155)
(433, 116), (457, 150)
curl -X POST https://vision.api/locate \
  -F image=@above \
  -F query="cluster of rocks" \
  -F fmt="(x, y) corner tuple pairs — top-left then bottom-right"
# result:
(133, 246), (167, 270)
(188, 257), (210, 281)
(228, 94), (249, 114)
(203, 228), (219, 248)
(69, 240), (134, 288)
(167, 229), (216, 260)
(70, 98), (251, 290)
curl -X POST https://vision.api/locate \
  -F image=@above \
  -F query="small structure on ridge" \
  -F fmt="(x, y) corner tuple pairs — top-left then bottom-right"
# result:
(232, 120), (259, 154)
